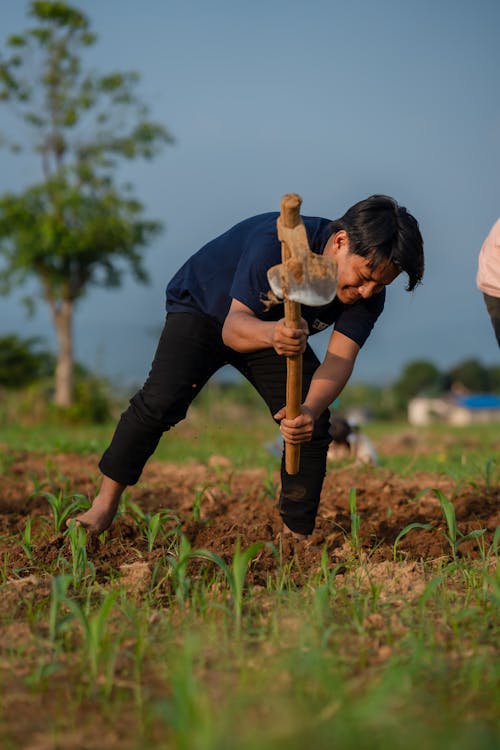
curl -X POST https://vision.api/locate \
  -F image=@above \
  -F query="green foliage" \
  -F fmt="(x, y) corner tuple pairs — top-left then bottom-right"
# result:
(0, 1), (173, 404)
(58, 374), (112, 423)
(448, 358), (492, 392)
(19, 517), (34, 563)
(193, 539), (266, 632)
(66, 520), (95, 587)
(0, 371), (115, 425)
(393, 359), (443, 407)
(348, 487), (361, 551)
(33, 488), (89, 532)
(0, 333), (54, 387)
(392, 488), (487, 561)
(337, 380), (395, 420)
(128, 501), (180, 553)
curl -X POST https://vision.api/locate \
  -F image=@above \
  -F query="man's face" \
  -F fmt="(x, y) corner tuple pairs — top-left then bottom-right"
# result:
(326, 231), (400, 304)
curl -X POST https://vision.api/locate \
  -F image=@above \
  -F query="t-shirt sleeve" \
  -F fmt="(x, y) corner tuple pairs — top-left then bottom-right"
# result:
(229, 228), (280, 314)
(334, 289), (386, 348)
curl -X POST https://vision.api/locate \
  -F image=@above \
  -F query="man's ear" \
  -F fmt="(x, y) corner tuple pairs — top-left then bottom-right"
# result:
(328, 230), (349, 260)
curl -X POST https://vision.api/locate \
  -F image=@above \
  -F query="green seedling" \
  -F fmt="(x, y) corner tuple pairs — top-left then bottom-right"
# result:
(66, 520), (95, 587)
(19, 517), (34, 563)
(481, 457), (496, 490)
(192, 484), (210, 522)
(395, 488), (487, 561)
(49, 574), (72, 644)
(144, 512), (165, 552)
(491, 525), (500, 557)
(193, 539), (265, 632)
(32, 489), (89, 533)
(211, 466), (233, 495)
(260, 468), (279, 502)
(129, 501), (179, 552)
(28, 470), (48, 495)
(393, 522), (435, 561)
(62, 590), (120, 684)
(348, 487), (362, 551)
(468, 457), (497, 492)
(433, 488), (486, 560)
(166, 534), (193, 605)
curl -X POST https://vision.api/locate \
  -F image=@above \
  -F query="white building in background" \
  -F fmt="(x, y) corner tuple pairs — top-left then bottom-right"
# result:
(408, 394), (500, 426)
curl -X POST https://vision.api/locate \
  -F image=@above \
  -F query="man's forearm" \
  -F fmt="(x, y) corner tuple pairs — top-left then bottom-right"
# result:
(222, 310), (275, 352)
(303, 358), (354, 418)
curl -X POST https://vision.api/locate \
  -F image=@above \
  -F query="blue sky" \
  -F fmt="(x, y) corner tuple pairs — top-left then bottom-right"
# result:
(1, 0), (499, 387)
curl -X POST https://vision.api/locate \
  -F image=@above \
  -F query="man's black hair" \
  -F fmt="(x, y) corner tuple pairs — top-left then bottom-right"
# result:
(330, 195), (424, 291)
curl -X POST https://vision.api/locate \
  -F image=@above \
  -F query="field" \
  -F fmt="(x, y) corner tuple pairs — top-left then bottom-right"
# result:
(1, 393), (499, 749)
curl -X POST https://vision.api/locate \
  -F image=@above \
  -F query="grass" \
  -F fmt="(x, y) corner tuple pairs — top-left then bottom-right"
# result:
(2, 548), (499, 749)
(366, 420), (500, 479)
(0, 401), (499, 748)
(0, 391), (279, 468)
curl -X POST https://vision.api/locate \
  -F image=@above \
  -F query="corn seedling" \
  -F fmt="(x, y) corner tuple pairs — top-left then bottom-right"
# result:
(193, 539), (265, 632)
(32, 489), (89, 533)
(393, 522), (435, 561)
(468, 457), (497, 492)
(18, 517), (34, 563)
(28, 470), (49, 496)
(129, 501), (179, 552)
(211, 466), (233, 495)
(481, 457), (496, 490)
(349, 487), (362, 551)
(166, 534), (194, 605)
(48, 574), (73, 644)
(63, 589), (120, 684)
(394, 489), (487, 561)
(432, 488), (486, 560)
(143, 511), (165, 552)
(260, 468), (279, 501)
(192, 484), (210, 522)
(486, 525), (500, 559)
(66, 520), (95, 587)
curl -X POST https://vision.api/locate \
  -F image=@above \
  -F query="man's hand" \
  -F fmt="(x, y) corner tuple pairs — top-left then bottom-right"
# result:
(274, 404), (315, 444)
(272, 317), (309, 356)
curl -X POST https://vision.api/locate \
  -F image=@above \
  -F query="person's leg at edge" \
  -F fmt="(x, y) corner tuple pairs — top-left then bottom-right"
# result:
(483, 293), (500, 347)
(72, 313), (227, 534)
(230, 345), (331, 542)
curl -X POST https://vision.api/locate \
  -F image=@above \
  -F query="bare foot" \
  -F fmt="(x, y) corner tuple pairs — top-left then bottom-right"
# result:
(69, 495), (120, 535)
(67, 477), (126, 535)
(282, 525), (309, 542)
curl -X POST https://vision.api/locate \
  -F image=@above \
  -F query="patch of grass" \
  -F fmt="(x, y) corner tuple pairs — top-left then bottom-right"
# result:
(1, 539), (499, 748)
(1, 407), (499, 747)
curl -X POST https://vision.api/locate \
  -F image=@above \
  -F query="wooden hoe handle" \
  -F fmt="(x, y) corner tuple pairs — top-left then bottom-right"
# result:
(278, 193), (303, 475)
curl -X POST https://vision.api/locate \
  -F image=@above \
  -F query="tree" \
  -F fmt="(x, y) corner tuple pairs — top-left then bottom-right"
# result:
(447, 358), (490, 393)
(0, 2), (173, 406)
(0, 333), (54, 387)
(487, 365), (500, 392)
(393, 359), (443, 408)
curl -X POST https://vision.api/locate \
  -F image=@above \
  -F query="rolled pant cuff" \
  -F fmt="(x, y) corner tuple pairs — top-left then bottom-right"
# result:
(98, 455), (140, 487)
(279, 510), (317, 536)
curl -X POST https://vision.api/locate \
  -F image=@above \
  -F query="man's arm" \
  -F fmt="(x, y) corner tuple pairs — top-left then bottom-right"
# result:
(222, 299), (309, 356)
(275, 331), (359, 445)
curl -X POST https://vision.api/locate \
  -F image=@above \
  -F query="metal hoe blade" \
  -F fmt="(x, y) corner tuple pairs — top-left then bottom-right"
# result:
(267, 254), (338, 306)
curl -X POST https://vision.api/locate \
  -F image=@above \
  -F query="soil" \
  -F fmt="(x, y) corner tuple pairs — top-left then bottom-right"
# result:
(1, 447), (498, 582)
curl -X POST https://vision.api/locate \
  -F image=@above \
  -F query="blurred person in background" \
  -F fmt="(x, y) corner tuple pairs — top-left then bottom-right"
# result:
(477, 218), (500, 347)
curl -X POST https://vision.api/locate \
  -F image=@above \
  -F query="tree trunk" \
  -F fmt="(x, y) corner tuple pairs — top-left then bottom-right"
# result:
(52, 299), (74, 407)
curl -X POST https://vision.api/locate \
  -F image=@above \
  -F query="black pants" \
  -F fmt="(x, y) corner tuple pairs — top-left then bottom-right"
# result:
(483, 293), (500, 347)
(99, 313), (331, 535)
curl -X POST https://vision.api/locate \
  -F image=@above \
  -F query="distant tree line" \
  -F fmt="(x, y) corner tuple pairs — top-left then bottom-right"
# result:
(1, 333), (498, 423)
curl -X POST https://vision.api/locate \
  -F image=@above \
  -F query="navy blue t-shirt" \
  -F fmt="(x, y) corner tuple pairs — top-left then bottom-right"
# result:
(166, 212), (385, 348)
